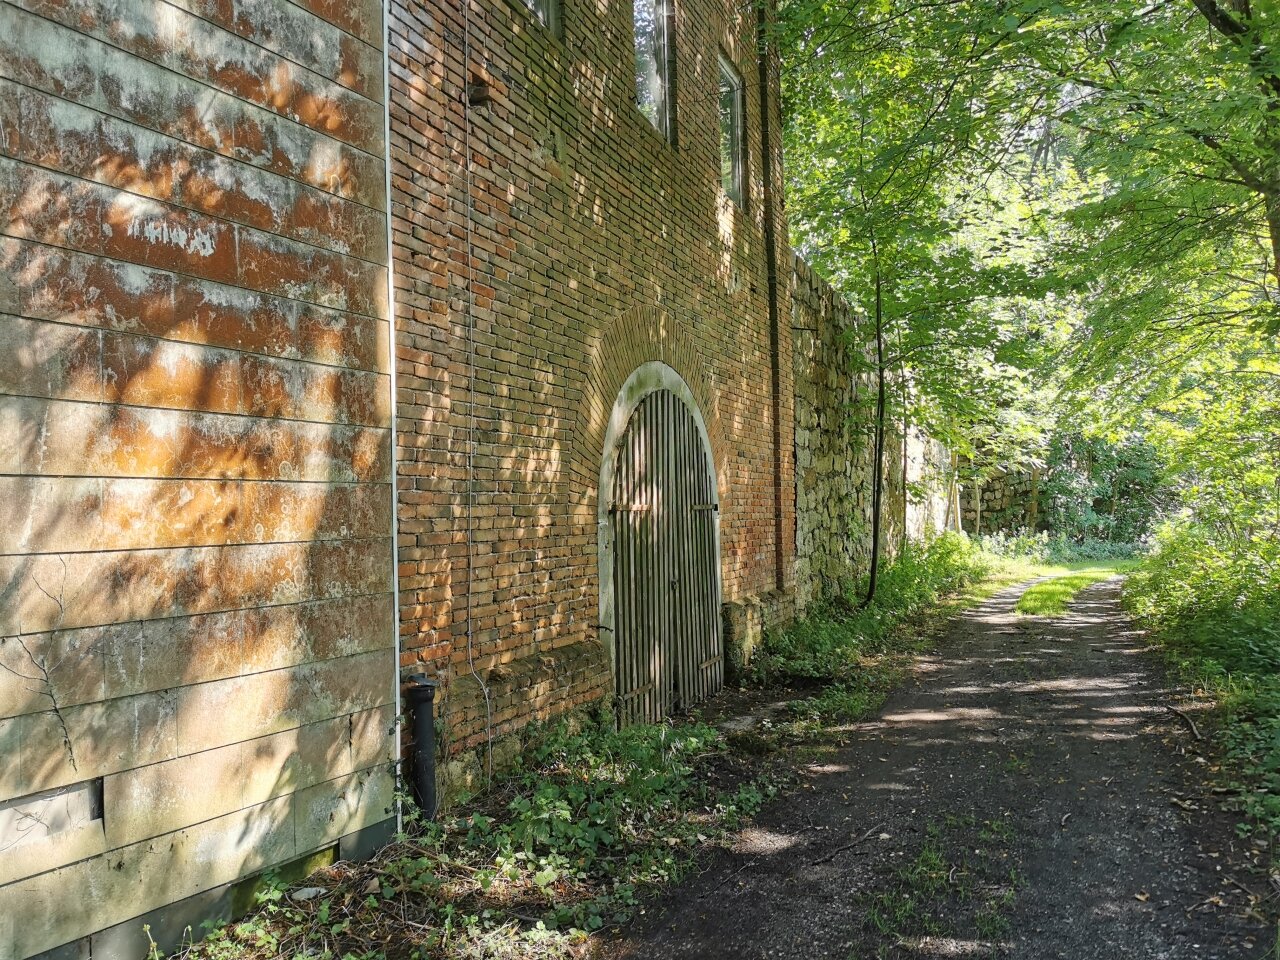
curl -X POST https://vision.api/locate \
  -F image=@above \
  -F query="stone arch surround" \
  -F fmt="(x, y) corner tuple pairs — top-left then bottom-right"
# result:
(593, 360), (723, 672)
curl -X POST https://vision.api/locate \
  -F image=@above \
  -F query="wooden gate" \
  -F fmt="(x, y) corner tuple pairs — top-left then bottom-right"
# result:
(609, 389), (722, 724)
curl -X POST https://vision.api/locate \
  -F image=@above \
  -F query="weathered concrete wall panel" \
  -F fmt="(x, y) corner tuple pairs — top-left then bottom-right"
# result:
(0, 0), (394, 955)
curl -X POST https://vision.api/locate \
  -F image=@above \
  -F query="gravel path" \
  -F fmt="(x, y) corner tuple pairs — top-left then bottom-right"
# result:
(603, 578), (1270, 959)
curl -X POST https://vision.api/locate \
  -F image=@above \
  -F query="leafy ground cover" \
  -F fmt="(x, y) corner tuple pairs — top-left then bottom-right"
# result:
(1125, 523), (1280, 841)
(172, 719), (780, 960)
(171, 533), (1014, 960)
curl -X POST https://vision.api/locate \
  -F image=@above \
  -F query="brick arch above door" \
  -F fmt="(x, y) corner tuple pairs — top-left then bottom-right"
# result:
(567, 303), (727, 524)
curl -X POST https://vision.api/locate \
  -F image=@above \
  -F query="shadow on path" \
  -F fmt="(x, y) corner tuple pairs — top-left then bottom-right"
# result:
(603, 579), (1269, 959)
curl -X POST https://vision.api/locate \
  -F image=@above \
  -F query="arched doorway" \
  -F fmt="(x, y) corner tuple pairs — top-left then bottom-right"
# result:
(598, 363), (723, 725)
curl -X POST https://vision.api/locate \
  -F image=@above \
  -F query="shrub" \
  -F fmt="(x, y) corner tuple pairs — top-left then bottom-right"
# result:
(1125, 520), (1280, 834)
(980, 529), (1140, 565)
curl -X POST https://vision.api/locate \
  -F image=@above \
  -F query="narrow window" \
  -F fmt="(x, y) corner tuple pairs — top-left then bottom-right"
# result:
(718, 53), (744, 205)
(634, 0), (672, 137)
(520, 0), (557, 31)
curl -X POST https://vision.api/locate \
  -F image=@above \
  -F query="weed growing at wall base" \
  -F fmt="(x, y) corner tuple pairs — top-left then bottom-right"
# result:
(754, 532), (991, 725)
(170, 717), (780, 960)
(163, 535), (1017, 960)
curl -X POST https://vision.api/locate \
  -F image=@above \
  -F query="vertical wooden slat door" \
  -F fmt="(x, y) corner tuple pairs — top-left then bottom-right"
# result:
(611, 390), (722, 725)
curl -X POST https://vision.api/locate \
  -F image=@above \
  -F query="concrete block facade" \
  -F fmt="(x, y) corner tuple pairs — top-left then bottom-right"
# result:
(0, 0), (396, 956)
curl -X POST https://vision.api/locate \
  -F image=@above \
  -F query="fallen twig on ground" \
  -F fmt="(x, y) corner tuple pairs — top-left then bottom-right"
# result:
(810, 824), (881, 866)
(1166, 705), (1203, 741)
(700, 858), (760, 899)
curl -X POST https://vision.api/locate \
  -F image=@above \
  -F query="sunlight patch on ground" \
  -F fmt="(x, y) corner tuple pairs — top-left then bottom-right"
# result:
(806, 763), (851, 775)
(899, 936), (1007, 955)
(732, 827), (803, 855)
(883, 707), (1004, 723)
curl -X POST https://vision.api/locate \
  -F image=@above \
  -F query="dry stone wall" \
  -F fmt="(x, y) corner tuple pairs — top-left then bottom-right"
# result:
(792, 256), (953, 610)
(0, 2), (396, 956)
(960, 466), (1041, 535)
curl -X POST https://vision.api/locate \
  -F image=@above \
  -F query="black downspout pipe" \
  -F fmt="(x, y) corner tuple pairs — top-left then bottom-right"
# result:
(404, 674), (438, 819)
(757, 0), (786, 592)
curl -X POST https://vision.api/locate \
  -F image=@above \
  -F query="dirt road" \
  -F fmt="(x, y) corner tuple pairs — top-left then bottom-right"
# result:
(606, 579), (1270, 959)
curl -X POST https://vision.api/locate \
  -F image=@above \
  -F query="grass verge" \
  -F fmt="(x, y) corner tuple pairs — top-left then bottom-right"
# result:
(1013, 562), (1135, 616)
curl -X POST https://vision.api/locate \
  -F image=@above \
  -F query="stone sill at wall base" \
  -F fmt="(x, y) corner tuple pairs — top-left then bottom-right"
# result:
(723, 589), (790, 684)
(30, 819), (397, 960)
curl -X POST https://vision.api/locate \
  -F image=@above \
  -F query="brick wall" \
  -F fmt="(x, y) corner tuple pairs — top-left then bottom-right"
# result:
(0, 2), (396, 956)
(387, 0), (795, 751)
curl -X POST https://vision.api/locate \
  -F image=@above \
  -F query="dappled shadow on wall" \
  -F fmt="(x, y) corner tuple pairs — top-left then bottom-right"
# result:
(0, 167), (394, 953)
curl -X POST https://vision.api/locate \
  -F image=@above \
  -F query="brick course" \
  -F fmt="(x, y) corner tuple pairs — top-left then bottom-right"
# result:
(387, 0), (796, 751)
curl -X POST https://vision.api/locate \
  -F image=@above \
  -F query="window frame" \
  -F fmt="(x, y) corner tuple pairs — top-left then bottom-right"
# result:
(633, 0), (676, 141)
(514, 0), (559, 34)
(717, 51), (746, 206)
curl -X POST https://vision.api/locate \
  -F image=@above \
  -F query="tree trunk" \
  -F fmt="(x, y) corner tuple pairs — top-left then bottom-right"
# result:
(901, 382), (909, 556)
(974, 479), (983, 537)
(863, 273), (887, 609)
(1028, 465), (1041, 531)
(1268, 194), (1280, 294)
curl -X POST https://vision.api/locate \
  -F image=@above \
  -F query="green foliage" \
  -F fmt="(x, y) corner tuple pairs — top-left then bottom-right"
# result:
(1127, 524), (1280, 678)
(979, 530), (1139, 565)
(754, 532), (990, 686)
(781, 0), (1069, 468)
(1126, 521), (1280, 834)
(779, 0), (1279, 585)
(1038, 432), (1172, 543)
(174, 719), (780, 960)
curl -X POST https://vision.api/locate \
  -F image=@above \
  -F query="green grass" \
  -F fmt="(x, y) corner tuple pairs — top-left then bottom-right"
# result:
(1013, 562), (1136, 616)
(859, 816), (1021, 957)
(763, 545), (1136, 731)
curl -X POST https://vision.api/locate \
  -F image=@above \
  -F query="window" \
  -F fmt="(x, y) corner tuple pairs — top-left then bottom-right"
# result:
(718, 53), (744, 204)
(520, 0), (557, 31)
(634, 0), (672, 137)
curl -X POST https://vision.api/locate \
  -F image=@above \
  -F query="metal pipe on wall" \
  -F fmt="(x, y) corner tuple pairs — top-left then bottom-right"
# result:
(404, 674), (438, 818)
